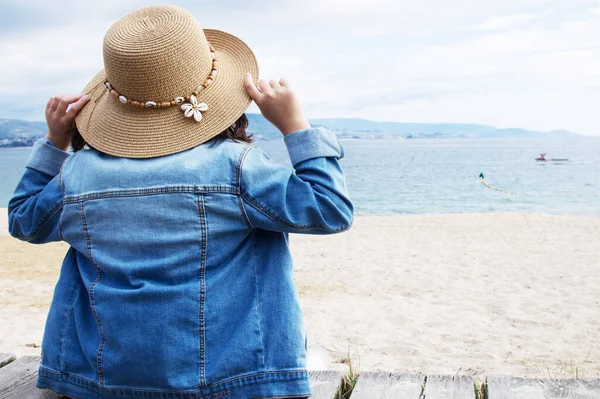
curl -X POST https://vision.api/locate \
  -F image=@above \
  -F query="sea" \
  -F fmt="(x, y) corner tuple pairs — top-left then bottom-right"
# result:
(1, 137), (599, 215)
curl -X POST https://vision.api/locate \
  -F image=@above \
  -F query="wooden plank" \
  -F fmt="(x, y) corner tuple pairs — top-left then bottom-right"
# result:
(537, 378), (600, 399)
(422, 375), (475, 399)
(0, 356), (58, 398)
(309, 370), (344, 399)
(350, 371), (424, 398)
(487, 376), (600, 399)
(487, 376), (545, 399)
(0, 354), (16, 369)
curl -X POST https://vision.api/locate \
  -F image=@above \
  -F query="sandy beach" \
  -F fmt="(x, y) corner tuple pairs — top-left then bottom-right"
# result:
(1, 210), (599, 378)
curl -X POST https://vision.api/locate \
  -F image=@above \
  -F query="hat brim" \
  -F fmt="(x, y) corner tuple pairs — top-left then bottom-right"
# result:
(75, 29), (259, 158)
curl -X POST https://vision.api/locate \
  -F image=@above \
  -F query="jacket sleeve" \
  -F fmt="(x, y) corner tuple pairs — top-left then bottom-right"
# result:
(8, 138), (69, 244)
(240, 127), (354, 234)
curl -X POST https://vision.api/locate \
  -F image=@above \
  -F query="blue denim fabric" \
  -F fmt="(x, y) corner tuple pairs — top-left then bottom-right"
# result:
(8, 127), (353, 399)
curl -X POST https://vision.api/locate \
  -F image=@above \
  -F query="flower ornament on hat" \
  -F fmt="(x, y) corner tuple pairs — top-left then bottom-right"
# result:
(181, 96), (209, 122)
(74, 5), (259, 158)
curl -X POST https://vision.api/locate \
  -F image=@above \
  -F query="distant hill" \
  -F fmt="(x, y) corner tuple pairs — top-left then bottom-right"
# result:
(308, 118), (497, 136)
(0, 119), (47, 139)
(0, 115), (579, 146)
(246, 115), (579, 140)
(307, 117), (579, 139)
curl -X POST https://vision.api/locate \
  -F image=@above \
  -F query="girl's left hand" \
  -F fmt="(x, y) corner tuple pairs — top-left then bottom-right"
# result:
(45, 94), (90, 151)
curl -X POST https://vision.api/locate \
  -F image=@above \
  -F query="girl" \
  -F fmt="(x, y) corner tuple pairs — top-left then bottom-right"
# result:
(8, 5), (353, 399)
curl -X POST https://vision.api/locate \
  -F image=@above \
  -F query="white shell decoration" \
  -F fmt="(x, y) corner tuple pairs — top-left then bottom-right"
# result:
(174, 97), (185, 104)
(180, 95), (208, 122)
(145, 101), (157, 108)
(211, 52), (216, 59)
(196, 86), (204, 92)
(119, 95), (127, 104)
(105, 82), (112, 90)
(210, 70), (217, 78)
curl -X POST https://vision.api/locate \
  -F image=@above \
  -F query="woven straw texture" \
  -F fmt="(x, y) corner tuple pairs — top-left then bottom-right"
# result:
(75, 5), (259, 158)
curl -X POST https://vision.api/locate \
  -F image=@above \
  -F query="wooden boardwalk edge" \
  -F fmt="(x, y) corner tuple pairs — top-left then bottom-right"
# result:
(309, 370), (345, 399)
(422, 374), (477, 399)
(350, 371), (425, 398)
(0, 356), (59, 398)
(348, 373), (600, 399)
(1, 354), (600, 399)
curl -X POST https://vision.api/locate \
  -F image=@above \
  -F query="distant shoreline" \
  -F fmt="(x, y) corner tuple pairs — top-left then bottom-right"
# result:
(0, 136), (450, 149)
(2, 134), (595, 150)
(1, 114), (586, 143)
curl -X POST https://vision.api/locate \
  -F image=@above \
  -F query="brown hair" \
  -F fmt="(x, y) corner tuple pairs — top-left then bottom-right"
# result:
(215, 113), (253, 144)
(71, 113), (253, 152)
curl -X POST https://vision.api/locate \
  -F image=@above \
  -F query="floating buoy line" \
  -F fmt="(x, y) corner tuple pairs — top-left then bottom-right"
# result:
(479, 173), (513, 195)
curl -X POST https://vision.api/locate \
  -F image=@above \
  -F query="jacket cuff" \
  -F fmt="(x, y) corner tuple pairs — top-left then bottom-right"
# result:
(25, 138), (70, 177)
(284, 127), (344, 166)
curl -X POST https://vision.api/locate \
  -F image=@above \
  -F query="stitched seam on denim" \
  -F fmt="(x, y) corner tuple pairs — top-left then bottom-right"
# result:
(12, 202), (63, 241)
(39, 367), (100, 391)
(208, 370), (309, 388)
(251, 233), (266, 371)
(237, 147), (254, 229)
(63, 186), (238, 203)
(79, 202), (105, 387)
(237, 196), (253, 229)
(240, 195), (350, 233)
(197, 194), (208, 387)
(39, 366), (309, 394)
(236, 146), (251, 189)
(59, 284), (81, 371)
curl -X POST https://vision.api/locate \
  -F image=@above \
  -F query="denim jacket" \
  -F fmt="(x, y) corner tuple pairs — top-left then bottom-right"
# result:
(8, 127), (353, 399)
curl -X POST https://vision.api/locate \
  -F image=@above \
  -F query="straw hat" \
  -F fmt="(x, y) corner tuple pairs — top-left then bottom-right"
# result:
(75, 5), (259, 158)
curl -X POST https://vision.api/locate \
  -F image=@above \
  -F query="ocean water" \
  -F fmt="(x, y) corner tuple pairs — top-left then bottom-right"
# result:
(1, 137), (599, 215)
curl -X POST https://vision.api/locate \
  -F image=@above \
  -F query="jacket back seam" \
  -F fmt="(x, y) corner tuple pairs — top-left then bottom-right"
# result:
(237, 196), (253, 229)
(79, 202), (106, 386)
(196, 194), (208, 387)
(236, 147), (254, 228)
(236, 146), (251, 189)
(63, 186), (238, 203)
(251, 233), (266, 371)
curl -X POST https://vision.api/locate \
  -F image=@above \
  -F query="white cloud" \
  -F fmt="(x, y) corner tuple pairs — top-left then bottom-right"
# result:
(468, 14), (543, 31)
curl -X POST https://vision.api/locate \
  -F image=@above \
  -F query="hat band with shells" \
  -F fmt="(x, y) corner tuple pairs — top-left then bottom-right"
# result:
(102, 43), (218, 123)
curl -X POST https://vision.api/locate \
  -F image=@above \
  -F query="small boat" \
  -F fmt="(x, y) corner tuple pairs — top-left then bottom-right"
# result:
(536, 153), (569, 162)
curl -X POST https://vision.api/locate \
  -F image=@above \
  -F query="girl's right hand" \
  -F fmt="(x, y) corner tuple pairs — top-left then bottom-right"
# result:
(45, 94), (89, 151)
(244, 73), (310, 136)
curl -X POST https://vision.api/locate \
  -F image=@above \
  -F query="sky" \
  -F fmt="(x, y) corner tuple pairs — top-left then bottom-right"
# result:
(0, 0), (599, 135)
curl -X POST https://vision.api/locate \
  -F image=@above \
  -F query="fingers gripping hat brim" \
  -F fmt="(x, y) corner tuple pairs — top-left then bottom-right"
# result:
(75, 29), (259, 158)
